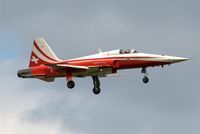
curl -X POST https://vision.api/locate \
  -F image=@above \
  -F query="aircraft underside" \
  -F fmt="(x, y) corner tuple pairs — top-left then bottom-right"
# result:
(18, 60), (165, 95)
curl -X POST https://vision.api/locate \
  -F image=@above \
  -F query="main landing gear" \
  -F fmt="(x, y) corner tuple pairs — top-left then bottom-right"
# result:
(66, 71), (75, 89)
(92, 76), (101, 95)
(141, 68), (149, 84)
(66, 71), (101, 94)
(66, 77), (101, 95)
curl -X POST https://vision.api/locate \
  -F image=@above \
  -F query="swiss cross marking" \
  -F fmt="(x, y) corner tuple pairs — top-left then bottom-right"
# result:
(31, 56), (39, 64)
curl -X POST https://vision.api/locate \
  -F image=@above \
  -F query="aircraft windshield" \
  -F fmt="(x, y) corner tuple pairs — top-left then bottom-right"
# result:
(119, 49), (138, 54)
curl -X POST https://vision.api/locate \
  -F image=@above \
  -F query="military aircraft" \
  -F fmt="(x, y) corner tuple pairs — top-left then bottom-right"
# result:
(18, 38), (189, 94)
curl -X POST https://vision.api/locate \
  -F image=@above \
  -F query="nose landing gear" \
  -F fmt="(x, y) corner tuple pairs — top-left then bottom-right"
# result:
(141, 68), (149, 84)
(143, 76), (149, 83)
(92, 76), (101, 95)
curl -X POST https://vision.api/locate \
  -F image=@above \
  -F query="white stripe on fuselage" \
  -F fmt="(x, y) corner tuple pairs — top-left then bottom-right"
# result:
(67, 53), (171, 63)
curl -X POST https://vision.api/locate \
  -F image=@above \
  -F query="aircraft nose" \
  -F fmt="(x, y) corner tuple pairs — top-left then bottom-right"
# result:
(167, 56), (190, 63)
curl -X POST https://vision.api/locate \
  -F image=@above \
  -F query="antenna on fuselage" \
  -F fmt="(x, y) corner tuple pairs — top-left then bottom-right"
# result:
(98, 48), (103, 54)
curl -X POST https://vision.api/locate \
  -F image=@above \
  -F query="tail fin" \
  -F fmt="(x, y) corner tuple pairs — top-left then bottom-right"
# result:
(29, 38), (60, 67)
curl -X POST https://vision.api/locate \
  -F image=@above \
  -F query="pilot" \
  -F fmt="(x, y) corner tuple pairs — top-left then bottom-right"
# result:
(119, 49), (125, 54)
(131, 49), (137, 53)
(126, 49), (131, 53)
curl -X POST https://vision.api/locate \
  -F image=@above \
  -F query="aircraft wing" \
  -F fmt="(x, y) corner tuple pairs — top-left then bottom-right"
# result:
(46, 64), (89, 70)
(56, 64), (89, 69)
(103, 74), (127, 77)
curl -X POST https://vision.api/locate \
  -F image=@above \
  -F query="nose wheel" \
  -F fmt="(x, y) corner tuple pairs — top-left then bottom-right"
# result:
(141, 68), (149, 84)
(92, 76), (101, 95)
(67, 80), (75, 89)
(143, 76), (149, 83)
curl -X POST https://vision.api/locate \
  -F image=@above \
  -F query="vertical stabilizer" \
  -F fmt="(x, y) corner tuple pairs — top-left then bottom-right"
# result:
(29, 38), (60, 67)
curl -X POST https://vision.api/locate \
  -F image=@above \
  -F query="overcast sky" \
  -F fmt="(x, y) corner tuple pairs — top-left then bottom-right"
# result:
(0, 0), (200, 134)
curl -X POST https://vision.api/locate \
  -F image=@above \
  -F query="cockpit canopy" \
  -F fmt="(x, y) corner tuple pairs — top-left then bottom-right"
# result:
(102, 49), (138, 56)
(119, 49), (138, 54)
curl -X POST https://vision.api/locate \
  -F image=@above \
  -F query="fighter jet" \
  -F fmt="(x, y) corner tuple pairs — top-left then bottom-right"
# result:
(18, 38), (189, 94)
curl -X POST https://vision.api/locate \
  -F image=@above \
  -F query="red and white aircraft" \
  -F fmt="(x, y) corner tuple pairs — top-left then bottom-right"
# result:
(18, 38), (189, 94)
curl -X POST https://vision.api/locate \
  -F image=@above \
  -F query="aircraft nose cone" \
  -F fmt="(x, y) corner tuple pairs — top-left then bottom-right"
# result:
(169, 56), (190, 63)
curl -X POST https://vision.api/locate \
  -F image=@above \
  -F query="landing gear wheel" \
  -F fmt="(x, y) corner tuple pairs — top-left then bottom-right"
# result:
(93, 86), (101, 95)
(67, 80), (75, 89)
(143, 76), (149, 84)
